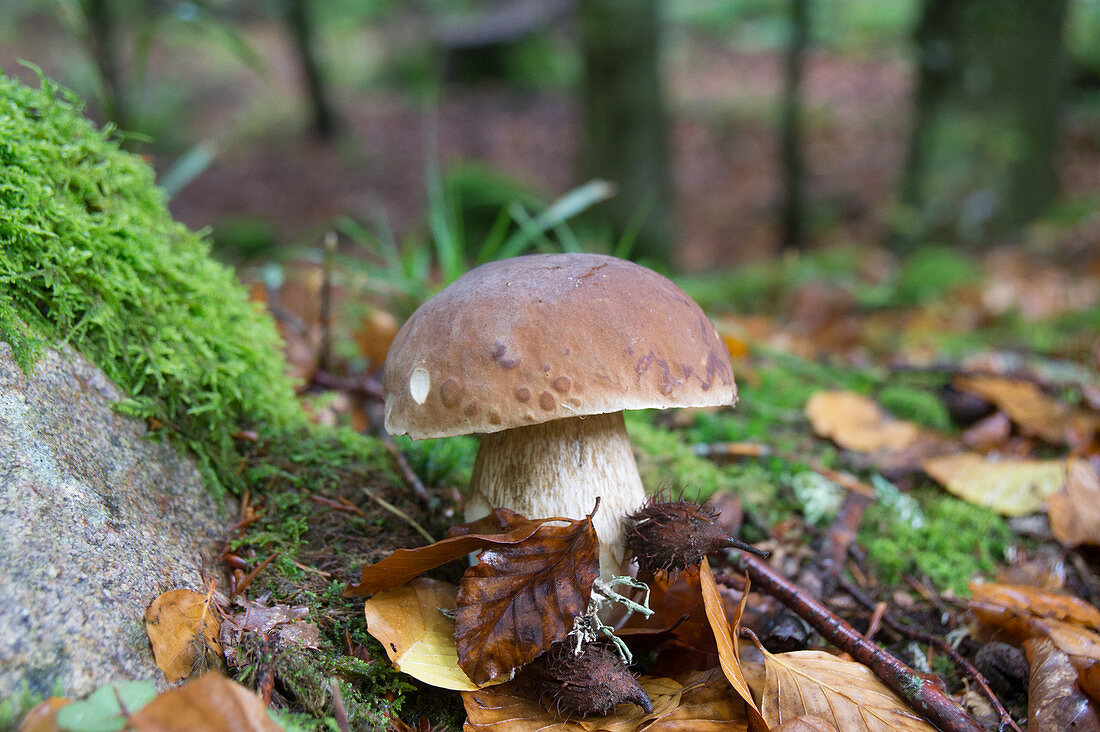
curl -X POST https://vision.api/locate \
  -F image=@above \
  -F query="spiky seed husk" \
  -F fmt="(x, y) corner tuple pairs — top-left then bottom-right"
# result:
(524, 640), (652, 718)
(625, 498), (743, 573)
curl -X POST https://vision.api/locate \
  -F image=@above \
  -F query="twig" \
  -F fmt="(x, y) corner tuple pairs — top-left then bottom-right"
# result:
(695, 442), (875, 497)
(309, 493), (366, 515)
(363, 488), (436, 544)
(821, 491), (872, 579)
(382, 436), (433, 505)
(233, 552), (280, 597)
(319, 231), (337, 374)
(308, 369), (384, 400)
(330, 678), (349, 732)
(716, 555), (985, 732)
(839, 577), (1023, 732)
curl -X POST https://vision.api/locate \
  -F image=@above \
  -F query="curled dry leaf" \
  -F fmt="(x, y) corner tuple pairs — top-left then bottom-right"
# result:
(921, 452), (1071, 516)
(753, 648), (936, 731)
(1048, 460), (1100, 547)
(805, 391), (922, 452)
(1024, 639), (1100, 732)
(456, 514), (600, 684)
(954, 375), (1099, 448)
(129, 672), (283, 732)
(969, 582), (1100, 634)
(362, 577), (480, 691)
(698, 558), (766, 730)
(145, 588), (222, 683)
(345, 509), (555, 596)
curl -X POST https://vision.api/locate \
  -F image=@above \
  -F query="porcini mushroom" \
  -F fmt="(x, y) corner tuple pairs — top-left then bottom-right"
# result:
(382, 253), (735, 576)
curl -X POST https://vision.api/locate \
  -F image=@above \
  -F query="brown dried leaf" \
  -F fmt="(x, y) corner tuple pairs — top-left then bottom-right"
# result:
(145, 588), (222, 683)
(699, 558), (766, 730)
(644, 668), (748, 730)
(16, 698), (69, 732)
(462, 675), (685, 731)
(922, 453), (1070, 516)
(771, 716), (839, 731)
(954, 375), (1100, 448)
(969, 582), (1100, 634)
(805, 391), (922, 452)
(1049, 461), (1100, 546)
(756, 648), (936, 731)
(129, 672), (283, 731)
(1024, 639), (1100, 732)
(456, 515), (600, 684)
(345, 511), (556, 596)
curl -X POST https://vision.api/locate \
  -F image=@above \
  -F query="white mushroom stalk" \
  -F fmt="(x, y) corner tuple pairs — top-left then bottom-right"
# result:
(465, 412), (643, 576)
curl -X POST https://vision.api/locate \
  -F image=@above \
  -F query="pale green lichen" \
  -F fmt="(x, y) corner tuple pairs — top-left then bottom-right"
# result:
(0, 69), (303, 496)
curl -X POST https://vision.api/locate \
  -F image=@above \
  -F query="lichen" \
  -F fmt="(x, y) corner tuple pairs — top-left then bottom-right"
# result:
(0, 69), (303, 496)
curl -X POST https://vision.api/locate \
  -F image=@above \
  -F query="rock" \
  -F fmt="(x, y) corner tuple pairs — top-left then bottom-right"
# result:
(0, 342), (225, 699)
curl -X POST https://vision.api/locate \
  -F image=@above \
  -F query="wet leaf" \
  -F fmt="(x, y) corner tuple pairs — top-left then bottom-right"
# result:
(969, 582), (1100, 634)
(462, 675), (684, 730)
(644, 668), (748, 730)
(754, 648), (935, 731)
(954, 375), (1099, 448)
(1024, 639), (1100, 732)
(699, 559), (766, 730)
(362, 578), (479, 691)
(921, 452), (1069, 516)
(145, 589), (222, 683)
(54, 681), (156, 732)
(128, 672), (283, 731)
(456, 514), (600, 684)
(1049, 461), (1100, 546)
(345, 511), (556, 596)
(805, 391), (922, 452)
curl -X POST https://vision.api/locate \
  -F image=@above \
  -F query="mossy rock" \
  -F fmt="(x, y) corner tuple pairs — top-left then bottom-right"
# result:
(0, 70), (303, 495)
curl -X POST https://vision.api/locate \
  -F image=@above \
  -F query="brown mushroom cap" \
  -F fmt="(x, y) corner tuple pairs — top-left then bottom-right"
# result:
(383, 253), (736, 439)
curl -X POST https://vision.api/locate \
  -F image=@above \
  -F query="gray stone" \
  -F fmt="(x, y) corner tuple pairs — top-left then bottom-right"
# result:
(0, 342), (225, 698)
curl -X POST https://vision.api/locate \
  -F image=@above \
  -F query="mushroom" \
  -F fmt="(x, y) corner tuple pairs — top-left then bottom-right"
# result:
(382, 253), (736, 576)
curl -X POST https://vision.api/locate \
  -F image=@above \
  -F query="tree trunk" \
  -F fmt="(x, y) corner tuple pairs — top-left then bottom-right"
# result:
(780, 0), (809, 251)
(897, 0), (1069, 247)
(80, 0), (128, 131)
(283, 0), (338, 139)
(578, 0), (673, 265)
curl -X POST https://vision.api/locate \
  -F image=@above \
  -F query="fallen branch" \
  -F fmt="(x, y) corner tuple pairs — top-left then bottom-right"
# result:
(716, 555), (984, 732)
(839, 576), (1023, 732)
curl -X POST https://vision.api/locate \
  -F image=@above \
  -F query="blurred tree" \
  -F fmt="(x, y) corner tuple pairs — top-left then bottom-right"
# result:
(897, 0), (1069, 246)
(578, 0), (673, 265)
(79, 0), (130, 130)
(780, 0), (809, 251)
(280, 0), (339, 138)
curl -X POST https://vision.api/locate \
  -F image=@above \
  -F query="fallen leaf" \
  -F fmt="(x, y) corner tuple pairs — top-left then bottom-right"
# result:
(456, 514), (600, 684)
(54, 681), (156, 732)
(961, 411), (1013, 452)
(129, 672), (284, 731)
(805, 391), (921, 453)
(970, 582), (1100, 633)
(921, 453), (1070, 516)
(699, 558), (766, 730)
(644, 668), (748, 730)
(771, 716), (839, 731)
(1049, 461), (1100, 546)
(145, 589), (222, 683)
(219, 600), (320, 668)
(362, 577), (479, 691)
(462, 675), (684, 730)
(752, 648), (936, 731)
(17, 698), (69, 732)
(345, 511), (557, 596)
(1024, 639), (1100, 732)
(954, 375), (1099, 448)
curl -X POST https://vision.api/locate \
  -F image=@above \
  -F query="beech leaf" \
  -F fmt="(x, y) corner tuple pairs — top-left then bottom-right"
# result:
(805, 391), (922, 452)
(921, 452), (1070, 516)
(954, 375), (1099, 447)
(128, 672), (284, 731)
(456, 514), (600, 685)
(753, 648), (936, 731)
(1049, 461), (1100, 547)
(698, 558), (766, 730)
(145, 588), (222, 683)
(969, 582), (1100, 634)
(362, 578), (481, 691)
(345, 511), (558, 596)
(1024, 639), (1100, 732)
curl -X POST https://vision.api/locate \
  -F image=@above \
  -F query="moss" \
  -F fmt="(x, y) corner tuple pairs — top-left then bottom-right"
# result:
(0, 70), (302, 496)
(627, 412), (736, 501)
(876, 384), (953, 432)
(860, 487), (1014, 596)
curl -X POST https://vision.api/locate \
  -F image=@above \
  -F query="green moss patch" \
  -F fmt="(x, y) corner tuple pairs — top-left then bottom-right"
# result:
(0, 70), (302, 495)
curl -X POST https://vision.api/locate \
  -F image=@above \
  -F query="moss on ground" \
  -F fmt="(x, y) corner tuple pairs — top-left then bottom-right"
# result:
(0, 69), (302, 496)
(859, 487), (1015, 596)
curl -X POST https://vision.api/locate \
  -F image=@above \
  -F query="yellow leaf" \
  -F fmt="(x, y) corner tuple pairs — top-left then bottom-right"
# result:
(145, 588), (221, 683)
(921, 453), (1070, 516)
(363, 578), (480, 691)
(755, 649), (936, 731)
(805, 391), (921, 453)
(698, 559), (766, 730)
(954, 375), (1098, 447)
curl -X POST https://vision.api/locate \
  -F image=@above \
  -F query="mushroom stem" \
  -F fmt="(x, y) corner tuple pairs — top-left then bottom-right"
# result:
(466, 411), (645, 578)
